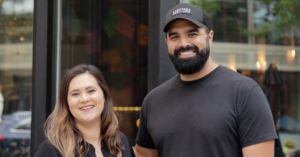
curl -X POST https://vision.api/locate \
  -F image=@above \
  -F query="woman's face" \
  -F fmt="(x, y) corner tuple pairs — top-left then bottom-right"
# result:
(67, 72), (105, 125)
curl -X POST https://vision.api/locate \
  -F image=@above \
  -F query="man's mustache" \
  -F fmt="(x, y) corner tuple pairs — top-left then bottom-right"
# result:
(174, 45), (199, 56)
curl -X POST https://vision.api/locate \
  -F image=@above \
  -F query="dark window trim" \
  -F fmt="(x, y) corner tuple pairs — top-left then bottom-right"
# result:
(148, 0), (178, 91)
(31, 0), (58, 155)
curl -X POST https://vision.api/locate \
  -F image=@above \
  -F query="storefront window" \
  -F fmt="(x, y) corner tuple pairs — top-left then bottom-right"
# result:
(0, 0), (33, 156)
(182, 0), (300, 156)
(58, 0), (148, 144)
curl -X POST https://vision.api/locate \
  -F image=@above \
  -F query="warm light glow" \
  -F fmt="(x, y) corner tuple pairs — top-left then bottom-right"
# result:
(286, 49), (295, 64)
(241, 70), (251, 77)
(19, 36), (24, 41)
(257, 44), (266, 71)
(113, 106), (140, 111)
(228, 54), (236, 72)
(292, 50), (295, 57)
(256, 61), (261, 69)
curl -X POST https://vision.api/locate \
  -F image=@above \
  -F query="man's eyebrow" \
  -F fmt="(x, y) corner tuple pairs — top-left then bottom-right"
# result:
(167, 28), (199, 38)
(187, 28), (199, 33)
(168, 32), (178, 38)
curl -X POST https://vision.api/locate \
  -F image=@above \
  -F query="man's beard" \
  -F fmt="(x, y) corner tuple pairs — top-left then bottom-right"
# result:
(169, 39), (210, 75)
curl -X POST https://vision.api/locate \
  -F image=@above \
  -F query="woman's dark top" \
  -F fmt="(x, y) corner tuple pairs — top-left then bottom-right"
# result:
(34, 132), (135, 157)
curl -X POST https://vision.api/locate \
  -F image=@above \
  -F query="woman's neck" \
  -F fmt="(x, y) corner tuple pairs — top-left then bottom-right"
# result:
(76, 120), (101, 144)
(76, 121), (103, 156)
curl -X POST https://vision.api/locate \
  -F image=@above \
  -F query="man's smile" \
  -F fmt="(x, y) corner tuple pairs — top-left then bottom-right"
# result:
(178, 51), (196, 58)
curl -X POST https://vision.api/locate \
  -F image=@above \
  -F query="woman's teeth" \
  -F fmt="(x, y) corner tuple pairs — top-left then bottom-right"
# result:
(81, 106), (93, 110)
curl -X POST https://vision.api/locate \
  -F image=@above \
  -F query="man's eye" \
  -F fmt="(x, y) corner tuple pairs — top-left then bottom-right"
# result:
(188, 33), (197, 37)
(170, 36), (178, 40)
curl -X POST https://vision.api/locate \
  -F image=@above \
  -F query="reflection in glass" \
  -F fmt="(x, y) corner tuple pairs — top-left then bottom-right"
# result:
(183, 0), (300, 155)
(59, 0), (148, 145)
(0, 0), (33, 156)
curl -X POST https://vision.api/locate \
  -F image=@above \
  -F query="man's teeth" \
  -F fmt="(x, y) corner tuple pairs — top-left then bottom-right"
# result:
(81, 106), (93, 110)
(180, 51), (193, 56)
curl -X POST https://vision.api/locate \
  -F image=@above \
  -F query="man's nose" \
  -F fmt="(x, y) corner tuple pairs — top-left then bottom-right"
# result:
(179, 37), (190, 48)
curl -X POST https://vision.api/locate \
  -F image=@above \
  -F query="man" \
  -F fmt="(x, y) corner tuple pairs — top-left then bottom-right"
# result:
(135, 3), (277, 157)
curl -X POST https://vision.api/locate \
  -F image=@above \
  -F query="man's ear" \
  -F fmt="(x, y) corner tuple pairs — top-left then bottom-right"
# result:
(209, 30), (214, 40)
(208, 30), (214, 46)
(165, 32), (168, 42)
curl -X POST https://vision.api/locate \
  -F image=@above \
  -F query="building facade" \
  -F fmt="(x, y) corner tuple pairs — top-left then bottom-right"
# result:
(0, 0), (299, 156)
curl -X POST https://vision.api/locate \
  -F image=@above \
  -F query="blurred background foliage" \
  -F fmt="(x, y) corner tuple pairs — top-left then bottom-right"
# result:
(189, 0), (300, 45)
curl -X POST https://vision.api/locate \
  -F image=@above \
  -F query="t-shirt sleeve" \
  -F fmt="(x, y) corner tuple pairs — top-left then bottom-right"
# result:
(34, 141), (61, 157)
(238, 85), (278, 148)
(135, 102), (156, 149)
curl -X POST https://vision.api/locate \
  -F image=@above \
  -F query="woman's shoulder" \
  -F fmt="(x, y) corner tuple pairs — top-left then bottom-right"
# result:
(34, 141), (62, 157)
(119, 132), (135, 157)
(119, 131), (128, 141)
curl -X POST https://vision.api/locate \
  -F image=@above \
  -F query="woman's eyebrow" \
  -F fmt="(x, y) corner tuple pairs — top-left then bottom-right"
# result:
(86, 86), (96, 90)
(69, 89), (78, 94)
(69, 86), (95, 93)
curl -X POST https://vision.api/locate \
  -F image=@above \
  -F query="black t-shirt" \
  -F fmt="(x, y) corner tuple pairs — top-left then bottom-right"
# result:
(34, 132), (135, 157)
(136, 66), (277, 157)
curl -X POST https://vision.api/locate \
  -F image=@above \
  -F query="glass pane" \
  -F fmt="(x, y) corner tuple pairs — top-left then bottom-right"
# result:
(59, 0), (148, 145)
(0, 0), (33, 156)
(182, 0), (300, 156)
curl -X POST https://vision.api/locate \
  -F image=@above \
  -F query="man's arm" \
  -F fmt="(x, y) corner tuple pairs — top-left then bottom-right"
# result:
(134, 144), (158, 157)
(242, 139), (275, 157)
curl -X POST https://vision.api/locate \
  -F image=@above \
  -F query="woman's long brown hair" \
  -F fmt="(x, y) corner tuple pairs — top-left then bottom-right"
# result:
(44, 64), (123, 157)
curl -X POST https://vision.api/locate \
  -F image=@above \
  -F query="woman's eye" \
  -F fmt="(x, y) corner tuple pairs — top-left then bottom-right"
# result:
(71, 93), (79, 96)
(88, 89), (95, 93)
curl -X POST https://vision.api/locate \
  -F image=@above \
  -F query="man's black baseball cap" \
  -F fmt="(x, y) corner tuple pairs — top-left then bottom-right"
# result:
(163, 3), (211, 32)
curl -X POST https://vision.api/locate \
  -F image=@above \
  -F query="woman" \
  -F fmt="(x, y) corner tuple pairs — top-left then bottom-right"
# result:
(34, 64), (135, 157)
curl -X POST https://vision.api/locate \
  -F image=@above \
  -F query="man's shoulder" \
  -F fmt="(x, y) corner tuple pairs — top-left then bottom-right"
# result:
(147, 75), (178, 96)
(218, 66), (258, 87)
(141, 75), (178, 107)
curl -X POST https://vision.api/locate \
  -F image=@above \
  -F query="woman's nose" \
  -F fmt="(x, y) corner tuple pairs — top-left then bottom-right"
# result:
(80, 93), (90, 103)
